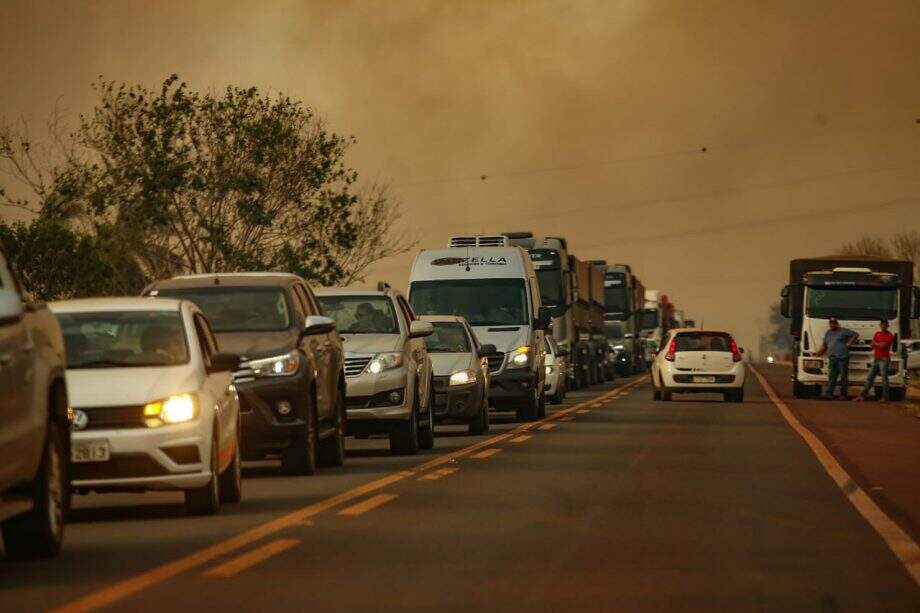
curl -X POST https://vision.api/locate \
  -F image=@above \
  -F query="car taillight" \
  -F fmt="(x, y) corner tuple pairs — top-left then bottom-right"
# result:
(731, 338), (742, 362)
(665, 339), (677, 362)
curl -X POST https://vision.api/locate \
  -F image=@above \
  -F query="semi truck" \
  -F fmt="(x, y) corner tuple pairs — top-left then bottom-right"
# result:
(640, 290), (675, 366)
(600, 263), (645, 375)
(780, 256), (919, 399)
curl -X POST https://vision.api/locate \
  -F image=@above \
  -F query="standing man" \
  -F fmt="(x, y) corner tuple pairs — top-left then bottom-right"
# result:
(855, 319), (894, 402)
(814, 317), (859, 399)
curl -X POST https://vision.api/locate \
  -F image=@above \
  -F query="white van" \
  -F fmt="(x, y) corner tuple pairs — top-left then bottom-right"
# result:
(407, 236), (552, 421)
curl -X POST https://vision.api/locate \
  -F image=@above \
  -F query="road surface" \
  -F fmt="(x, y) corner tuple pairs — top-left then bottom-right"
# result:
(2, 373), (918, 611)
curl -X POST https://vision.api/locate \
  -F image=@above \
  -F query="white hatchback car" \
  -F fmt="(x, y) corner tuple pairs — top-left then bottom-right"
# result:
(50, 297), (243, 515)
(650, 328), (746, 402)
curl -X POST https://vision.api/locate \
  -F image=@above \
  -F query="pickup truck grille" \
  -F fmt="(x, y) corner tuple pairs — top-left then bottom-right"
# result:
(486, 353), (505, 373)
(76, 405), (145, 430)
(344, 355), (373, 377)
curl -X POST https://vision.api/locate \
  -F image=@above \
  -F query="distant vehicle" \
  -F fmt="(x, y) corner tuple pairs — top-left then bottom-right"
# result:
(780, 257), (919, 399)
(640, 290), (679, 368)
(50, 297), (242, 516)
(420, 315), (495, 435)
(904, 340), (920, 372)
(650, 329), (747, 402)
(0, 252), (70, 559)
(315, 284), (435, 454)
(408, 237), (551, 421)
(602, 263), (646, 374)
(544, 335), (569, 404)
(145, 273), (346, 474)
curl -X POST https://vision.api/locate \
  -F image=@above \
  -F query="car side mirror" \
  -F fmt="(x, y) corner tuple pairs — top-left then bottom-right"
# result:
(0, 288), (25, 324)
(479, 343), (499, 357)
(536, 306), (552, 330)
(304, 315), (336, 336)
(207, 352), (241, 373)
(409, 320), (433, 338)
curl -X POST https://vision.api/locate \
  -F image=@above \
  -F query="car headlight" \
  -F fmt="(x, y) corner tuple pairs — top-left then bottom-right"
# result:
(508, 345), (530, 368)
(144, 393), (198, 427)
(612, 344), (625, 351)
(545, 365), (554, 375)
(249, 351), (300, 378)
(367, 352), (404, 374)
(449, 369), (478, 386)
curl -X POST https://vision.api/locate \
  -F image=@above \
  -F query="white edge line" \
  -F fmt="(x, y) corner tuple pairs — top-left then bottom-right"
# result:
(751, 365), (920, 585)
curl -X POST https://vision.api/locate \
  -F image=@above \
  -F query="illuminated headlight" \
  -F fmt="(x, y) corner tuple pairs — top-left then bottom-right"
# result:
(367, 352), (404, 374)
(767, 356), (775, 364)
(508, 346), (530, 369)
(449, 369), (478, 386)
(249, 351), (300, 377)
(545, 365), (554, 375)
(144, 393), (198, 427)
(612, 344), (625, 351)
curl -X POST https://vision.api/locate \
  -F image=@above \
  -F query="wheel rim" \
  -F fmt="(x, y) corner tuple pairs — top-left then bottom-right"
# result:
(46, 440), (63, 537)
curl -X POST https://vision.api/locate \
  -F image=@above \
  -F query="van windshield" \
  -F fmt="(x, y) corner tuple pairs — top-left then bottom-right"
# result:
(806, 287), (898, 320)
(410, 279), (528, 326)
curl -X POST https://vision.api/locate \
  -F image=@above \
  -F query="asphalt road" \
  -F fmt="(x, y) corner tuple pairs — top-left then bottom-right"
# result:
(2, 373), (918, 611)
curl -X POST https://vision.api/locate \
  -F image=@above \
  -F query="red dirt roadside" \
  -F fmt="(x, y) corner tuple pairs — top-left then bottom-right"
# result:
(758, 363), (920, 543)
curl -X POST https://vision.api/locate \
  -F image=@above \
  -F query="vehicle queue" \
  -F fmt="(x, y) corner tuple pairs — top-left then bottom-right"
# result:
(0, 231), (708, 559)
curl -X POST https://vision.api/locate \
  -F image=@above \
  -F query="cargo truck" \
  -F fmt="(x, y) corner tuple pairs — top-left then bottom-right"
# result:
(780, 256), (919, 399)
(600, 263), (645, 375)
(640, 290), (673, 366)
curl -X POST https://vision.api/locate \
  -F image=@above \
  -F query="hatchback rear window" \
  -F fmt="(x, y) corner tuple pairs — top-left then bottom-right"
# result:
(674, 333), (732, 352)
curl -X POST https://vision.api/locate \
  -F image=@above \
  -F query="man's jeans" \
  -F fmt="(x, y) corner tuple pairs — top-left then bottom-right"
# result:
(860, 358), (890, 400)
(825, 357), (850, 398)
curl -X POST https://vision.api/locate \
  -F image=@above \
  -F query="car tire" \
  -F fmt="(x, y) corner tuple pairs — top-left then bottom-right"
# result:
(390, 390), (420, 455)
(418, 385), (435, 451)
(653, 388), (661, 401)
(1, 420), (66, 560)
(281, 399), (318, 476)
(661, 390), (673, 402)
(185, 433), (221, 516)
(319, 386), (346, 467)
(469, 392), (489, 436)
(537, 388), (547, 418)
(218, 430), (242, 504)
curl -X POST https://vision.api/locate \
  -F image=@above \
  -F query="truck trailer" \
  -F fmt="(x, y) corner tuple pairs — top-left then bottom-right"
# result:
(780, 256), (919, 399)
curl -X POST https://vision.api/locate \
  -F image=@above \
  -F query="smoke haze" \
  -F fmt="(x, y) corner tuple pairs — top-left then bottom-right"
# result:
(3, 0), (920, 350)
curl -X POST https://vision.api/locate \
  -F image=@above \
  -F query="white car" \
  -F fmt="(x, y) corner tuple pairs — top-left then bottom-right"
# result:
(50, 297), (243, 515)
(544, 336), (568, 404)
(903, 340), (920, 373)
(650, 328), (746, 402)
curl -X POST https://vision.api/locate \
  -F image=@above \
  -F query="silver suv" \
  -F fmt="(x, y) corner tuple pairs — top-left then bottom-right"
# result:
(315, 284), (434, 455)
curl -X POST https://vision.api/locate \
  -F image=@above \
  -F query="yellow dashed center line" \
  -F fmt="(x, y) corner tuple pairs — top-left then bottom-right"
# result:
(538, 423), (557, 431)
(510, 434), (532, 443)
(576, 409), (590, 414)
(202, 538), (300, 578)
(559, 416), (574, 421)
(471, 448), (502, 459)
(418, 467), (459, 481)
(338, 493), (398, 517)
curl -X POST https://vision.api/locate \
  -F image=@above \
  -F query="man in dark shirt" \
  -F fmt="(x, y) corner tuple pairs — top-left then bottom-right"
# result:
(815, 317), (859, 399)
(855, 319), (895, 402)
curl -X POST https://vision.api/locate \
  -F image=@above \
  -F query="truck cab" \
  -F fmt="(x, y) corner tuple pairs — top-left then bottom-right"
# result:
(782, 259), (920, 399)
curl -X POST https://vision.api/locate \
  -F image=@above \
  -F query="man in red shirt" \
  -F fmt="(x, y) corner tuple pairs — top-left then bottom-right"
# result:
(855, 319), (895, 402)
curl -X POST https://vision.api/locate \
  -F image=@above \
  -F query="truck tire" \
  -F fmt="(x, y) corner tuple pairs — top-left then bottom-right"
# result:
(792, 381), (815, 399)
(889, 387), (906, 402)
(318, 386), (346, 467)
(1, 421), (66, 559)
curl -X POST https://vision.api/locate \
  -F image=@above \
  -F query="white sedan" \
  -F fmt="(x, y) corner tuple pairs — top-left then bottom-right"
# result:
(50, 297), (243, 515)
(650, 328), (746, 402)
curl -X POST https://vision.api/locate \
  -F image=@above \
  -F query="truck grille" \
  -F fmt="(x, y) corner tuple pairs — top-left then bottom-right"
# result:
(486, 353), (505, 373)
(344, 355), (373, 377)
(448, 235), (508, 248)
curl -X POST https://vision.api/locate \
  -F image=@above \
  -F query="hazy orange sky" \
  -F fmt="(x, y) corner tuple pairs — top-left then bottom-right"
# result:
(2, 0), (919, 352)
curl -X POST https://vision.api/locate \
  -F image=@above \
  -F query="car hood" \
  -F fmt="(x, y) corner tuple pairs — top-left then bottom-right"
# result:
(339, 334), (401, 354)
(66, 365), (201, 408)
(429, 353), (475, 376)
(470, 325), (531, 354)
(213, 330), (298, 359)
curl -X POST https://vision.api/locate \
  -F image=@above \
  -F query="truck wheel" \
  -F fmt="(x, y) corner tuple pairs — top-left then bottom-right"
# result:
(218, 428), (243, 504)
(792, 381), (808, 399)
(281, 400), (318, 475)
(319, 387), (346, 467)
(889, 388), (906, 401)
(1, 421), (66, 559)
(185, 432), (221, 516)
(390, 391), (420, 455)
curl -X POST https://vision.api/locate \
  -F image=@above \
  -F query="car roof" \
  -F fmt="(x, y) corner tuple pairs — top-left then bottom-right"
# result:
(314, 288), (401, 299)
(670, 328), (732, 335)
(148, 272), (303, 290)
(418, 314), (468, 324)
(49, 297), (184, 313)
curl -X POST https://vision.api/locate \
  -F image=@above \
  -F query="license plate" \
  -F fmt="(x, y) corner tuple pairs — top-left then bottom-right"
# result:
(71, 440), (111, 463)
(693, 376), (716, 384)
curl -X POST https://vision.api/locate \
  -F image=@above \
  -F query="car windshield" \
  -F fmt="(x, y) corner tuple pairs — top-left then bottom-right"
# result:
(316, 296), (399, 334)
(806, 287), (898, 320)
(56, 310), (189, 368)
(425, 322), (471, 353)
(640, 309), (659, 330)
(152, 287), (292, 332)
(674, 332), (732, 352)
(605, 322), (625, 340)
(410, 278), (528, 326)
